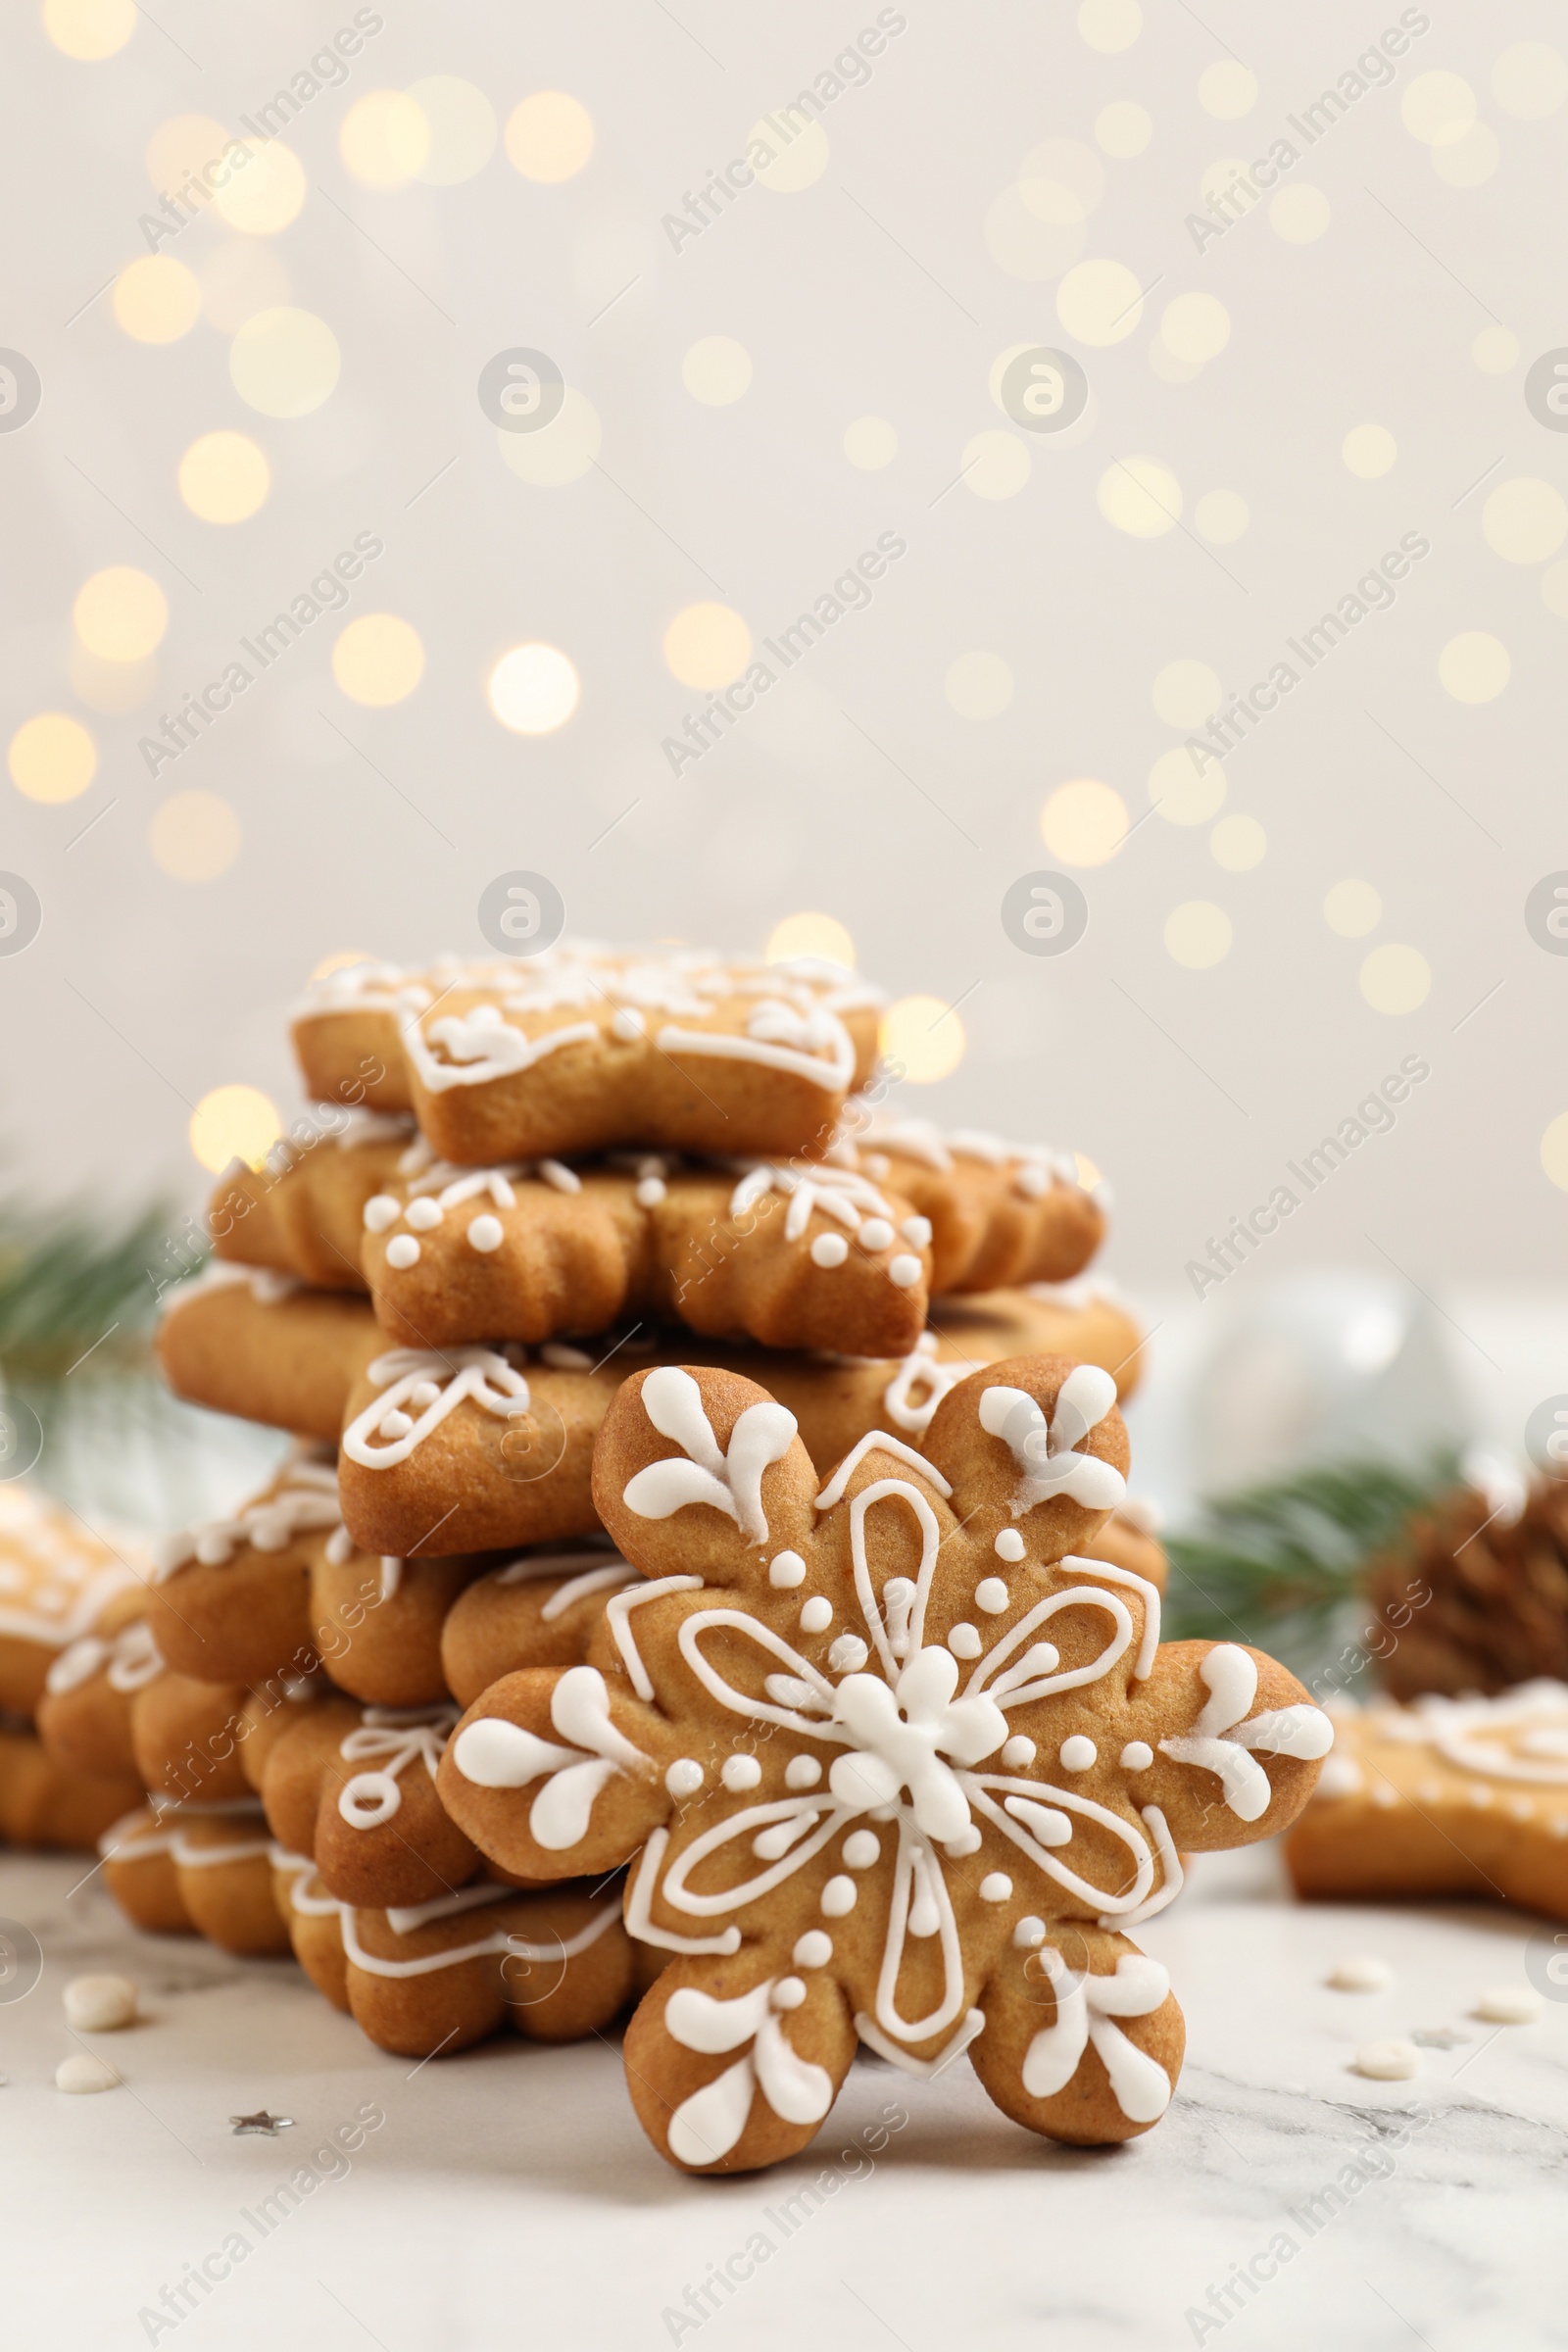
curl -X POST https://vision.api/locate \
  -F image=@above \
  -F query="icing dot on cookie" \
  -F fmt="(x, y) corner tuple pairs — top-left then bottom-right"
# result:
(1474, 1985), (1542, 2024)
(785, 1756), (822, 1789)
(635, 1177), (666, 1207)
(1467, 1787), (1493, 1808)
(1506, 1796), (1535, 1819)
(1327, 1956), (1393, 1992)
(664, 1759), (704, 1797)
(772, 1976), (807, 2010)
(820, 1874), (858, 1916)
(944, 1825), (982, 1857)
(611, 1006), (645, 1041)
(994, 1530), (1025, 1562)
(974, 1578), (1009, 1615)
(1371, 1786), (1399, 1809)
(769, 1551), (807, 1589)
(1059, 1736), (1097, 1772)
(378, 1409), (413, 1439)
(887, 1253), (922, 1289)
(1317, 1756), (1365, 1798)
(364, 1196), (400, 1233)
(406, 1197), (443, 1231)
(793, 1931), (832, 1969)
(1002, 1735), (1036, 1770)
(467, 1214), (504, 1253)
(810, 1231), (850, 1269)
(410, 1380), (440, 1408)
(900, 1215), (933, 1248)
(1120, 1741), (1153, 1772)
(947, 1622), (982, 1658)
(858, 1217), (895, 1251)
(721, 1754), (762, 1791)
(828, 1635), (868, 1673)
(1354, 2040), (1421, 2082)
(842, 1830), (880, 1869)
(979, 1873), (1013, 1902)
(1013, 1915), (1047, 1949)
(384, 1235), (420, 1270)
(799, 1596), (833, 1634)
(1417, 1781), (1444, 1804)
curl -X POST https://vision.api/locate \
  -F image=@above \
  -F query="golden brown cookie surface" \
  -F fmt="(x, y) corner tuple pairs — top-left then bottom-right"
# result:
(292, 948), (883, 1163)
(439, 1355), (1330, 2170)
(1287, 1682), (1568, 1916)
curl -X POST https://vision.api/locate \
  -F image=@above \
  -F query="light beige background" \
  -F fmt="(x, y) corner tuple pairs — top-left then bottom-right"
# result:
(4, 0), (1565, 1300)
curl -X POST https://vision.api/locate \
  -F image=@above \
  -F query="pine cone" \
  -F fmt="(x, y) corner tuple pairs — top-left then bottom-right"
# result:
(1366, 1478), (1568, 1699)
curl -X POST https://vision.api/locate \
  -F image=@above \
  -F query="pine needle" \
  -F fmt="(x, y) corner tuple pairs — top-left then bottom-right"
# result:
(0, 1198), (178, 1380)
(1163, 1453), (1458, 1666)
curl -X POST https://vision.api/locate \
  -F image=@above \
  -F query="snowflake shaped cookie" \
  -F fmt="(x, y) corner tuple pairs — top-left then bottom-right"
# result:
(439, 1355), (1332, 2171)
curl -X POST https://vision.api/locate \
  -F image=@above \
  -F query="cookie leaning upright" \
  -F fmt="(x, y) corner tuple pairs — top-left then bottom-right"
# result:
(290, 946), (883, 1165)
(438, 1353), (1333, 2173)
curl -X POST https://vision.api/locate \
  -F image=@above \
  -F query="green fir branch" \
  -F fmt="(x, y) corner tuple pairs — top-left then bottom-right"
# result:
(1162, 1452), (1458, 1660)
(0, 1198), (180, 1382)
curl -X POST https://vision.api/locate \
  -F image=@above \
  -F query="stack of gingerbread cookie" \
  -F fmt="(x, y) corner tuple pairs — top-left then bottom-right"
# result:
(70, 938), (1334, 2167)
(0, 1485), (145, 1852)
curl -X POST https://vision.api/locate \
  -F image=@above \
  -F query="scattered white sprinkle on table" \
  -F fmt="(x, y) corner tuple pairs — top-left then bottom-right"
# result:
(55, 2055), (119, 2094)
(1327, 1956), (1394, 1992)
(63, 1975), (137, 2032)
(1475, 1986), (1543, 2025)
(1353, 2039), (1421, 2081)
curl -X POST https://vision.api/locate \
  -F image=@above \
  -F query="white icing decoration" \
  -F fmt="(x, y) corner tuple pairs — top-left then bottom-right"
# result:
(887, 1253), (921, 1290)
(595, 1573), (703, 1704)
(815, 1429), (953, 1509)
(994, 1530), (1025, 1563)
(467, 1214), (504, 1253)
(1379, 1681), (1568, 1787)
(820, 1875), (857, 1916)
(1001, 1736), (1035, 1769)
(1157, 1645), (1333, 1822)
(881, 1336), (965, 1435)
(785, 1756), (822, 1788)
(624, 1367), (797, 1545)
(1120, 1741), (1153, 1772)
(342, 1347), (533, 1469)
(843, 1829), (880, 1868)
(335, 1705), (457, 1831)
(978, 1872), (1012, 1901)
(658, 999), (857, 1094)
(538, 1562), (640, 1620)
(666, 1759), (704, 1797)
(451, 1667), (649, 1849)
(152, 1461), (341, 1581)
(794, 1930), (832, 1968)
(1022, 1950), (1172, 2122)
(858, 1218), (894, 1251)
(769, 1551), (806, 1588)
(721, 1754), (761, 1791)
(799, 1596), (832, 1634)
(947, 1623), (981, 1659)
(385, 1235), (420, 1270)
(664, 1979), (835, 2164)
(977, 1370), (1126, 1515)
(827, 1634), (868, 1673)
(974, 1578), (1009, 1615)
(1059, 1736), (1097, 1772)
(810, 1232), (849, 1269)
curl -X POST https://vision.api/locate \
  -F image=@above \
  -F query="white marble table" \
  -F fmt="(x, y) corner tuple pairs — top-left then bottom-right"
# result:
(2, 1840), (1560, 2352)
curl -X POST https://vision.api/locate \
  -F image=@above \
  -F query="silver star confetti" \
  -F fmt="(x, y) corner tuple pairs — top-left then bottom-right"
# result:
(229, 2110), (294, 2135)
